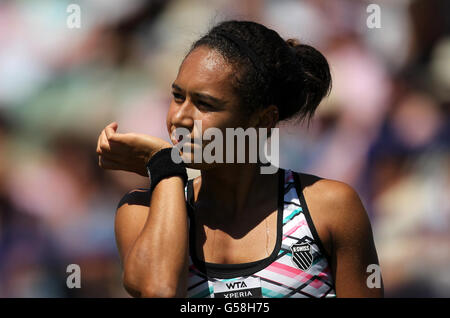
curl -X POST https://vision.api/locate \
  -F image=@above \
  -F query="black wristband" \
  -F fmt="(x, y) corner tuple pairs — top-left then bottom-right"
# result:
(146, 147), (188, 195)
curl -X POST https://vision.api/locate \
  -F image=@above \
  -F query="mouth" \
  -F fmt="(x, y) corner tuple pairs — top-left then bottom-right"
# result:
(170, 130), (183, 145)
(170, 128), (203, 147)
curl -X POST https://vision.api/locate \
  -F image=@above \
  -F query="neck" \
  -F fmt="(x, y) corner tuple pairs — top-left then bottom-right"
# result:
(194, 163), (279, 220)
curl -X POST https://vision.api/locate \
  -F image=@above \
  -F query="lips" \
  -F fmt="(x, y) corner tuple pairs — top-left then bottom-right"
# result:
(170, 130), (179, 145)
(170, 128), (203, 147)
(171, 129), (189, 145)
(174, 135), (184, 145)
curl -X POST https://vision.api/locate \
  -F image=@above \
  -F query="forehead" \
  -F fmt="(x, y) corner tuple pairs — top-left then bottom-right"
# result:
(176, 46), (235, 94)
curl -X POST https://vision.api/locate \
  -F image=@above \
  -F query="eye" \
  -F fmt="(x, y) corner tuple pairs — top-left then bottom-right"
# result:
(172, 92), (184, 103)
(196, 100), (212, 108)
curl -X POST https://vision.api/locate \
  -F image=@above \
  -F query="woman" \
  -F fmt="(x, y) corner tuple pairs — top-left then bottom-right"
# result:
(96, 20), (383, 298)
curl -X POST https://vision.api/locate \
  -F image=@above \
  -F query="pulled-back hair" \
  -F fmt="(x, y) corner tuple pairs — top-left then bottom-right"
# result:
(187, 20), (332, 123)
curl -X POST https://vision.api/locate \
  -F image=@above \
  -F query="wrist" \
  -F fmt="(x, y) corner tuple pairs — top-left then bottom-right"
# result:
(145, 143), (172, 167)
(146, 148), (188, 194)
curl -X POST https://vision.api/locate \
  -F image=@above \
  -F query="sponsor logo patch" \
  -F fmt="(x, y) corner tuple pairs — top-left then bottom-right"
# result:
(290, 242), (313, 271)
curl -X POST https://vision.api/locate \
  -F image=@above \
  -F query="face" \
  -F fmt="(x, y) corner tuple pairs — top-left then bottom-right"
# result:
(166, 46), (253, 169)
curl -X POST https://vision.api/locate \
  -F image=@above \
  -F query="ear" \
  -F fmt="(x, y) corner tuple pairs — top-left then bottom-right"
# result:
(251, 105), (279, 129)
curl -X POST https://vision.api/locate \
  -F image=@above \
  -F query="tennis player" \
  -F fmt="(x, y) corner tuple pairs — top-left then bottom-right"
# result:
(96, 20), (383, 298)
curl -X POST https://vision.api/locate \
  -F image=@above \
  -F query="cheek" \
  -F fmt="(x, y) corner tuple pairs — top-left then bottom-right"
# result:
(200, 114), (230, 135)
(200, 115), (245, 147)
(166, 102), (176, 132)
(221, 112), (249, 130)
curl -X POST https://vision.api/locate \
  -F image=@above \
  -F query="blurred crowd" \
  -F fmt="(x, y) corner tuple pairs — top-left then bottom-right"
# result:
(0, 0), (449, 297)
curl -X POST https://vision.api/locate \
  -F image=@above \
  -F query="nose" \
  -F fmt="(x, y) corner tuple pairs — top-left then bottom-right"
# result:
(170, 98), (195, 134)
(172, 98), (195, 128)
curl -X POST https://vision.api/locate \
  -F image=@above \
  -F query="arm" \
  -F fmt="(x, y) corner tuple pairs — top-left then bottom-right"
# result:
(115, 177), (189, 298)
(326, 182), (384, 297)
(97, 122), (189, 297)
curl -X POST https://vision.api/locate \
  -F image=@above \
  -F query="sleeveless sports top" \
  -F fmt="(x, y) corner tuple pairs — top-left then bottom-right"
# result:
(184, 168), (336, 298)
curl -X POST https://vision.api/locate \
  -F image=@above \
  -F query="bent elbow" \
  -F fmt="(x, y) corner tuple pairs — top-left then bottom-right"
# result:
(122, 268), (178, 298)
(140, 285), (178, 298)
(122, 270), (142, 298)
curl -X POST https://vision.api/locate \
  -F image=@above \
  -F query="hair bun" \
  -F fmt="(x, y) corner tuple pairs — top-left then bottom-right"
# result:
(284, 38), (332, 121)
(286, 38), (301, 47)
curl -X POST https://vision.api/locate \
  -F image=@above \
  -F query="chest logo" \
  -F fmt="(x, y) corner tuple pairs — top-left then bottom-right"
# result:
(291, 242), (313, 271)
(213, 277), (262, 298)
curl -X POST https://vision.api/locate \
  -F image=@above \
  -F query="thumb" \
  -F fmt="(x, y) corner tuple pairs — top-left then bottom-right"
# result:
(105, 122), (118, 140)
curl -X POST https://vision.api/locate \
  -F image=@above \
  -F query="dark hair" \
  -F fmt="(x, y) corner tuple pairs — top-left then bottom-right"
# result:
(187, 20), (332, 123)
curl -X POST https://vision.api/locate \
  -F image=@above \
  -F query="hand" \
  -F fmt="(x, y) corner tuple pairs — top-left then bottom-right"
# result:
(96, 122), (172, 176)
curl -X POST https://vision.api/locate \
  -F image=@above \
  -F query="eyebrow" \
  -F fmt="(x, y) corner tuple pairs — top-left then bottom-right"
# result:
(171, 83), (228, 107)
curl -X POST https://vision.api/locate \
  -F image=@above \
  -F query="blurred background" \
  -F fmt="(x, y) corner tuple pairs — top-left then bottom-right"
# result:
(0, 0), (449, 297)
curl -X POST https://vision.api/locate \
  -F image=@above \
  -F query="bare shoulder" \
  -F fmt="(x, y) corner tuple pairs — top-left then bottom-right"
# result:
(296, 172), (382, 297)
(297, 173), (370, 234)
(301, 174), (362, 208)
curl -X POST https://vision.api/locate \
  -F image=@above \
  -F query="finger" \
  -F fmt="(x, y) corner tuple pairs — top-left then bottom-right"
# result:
(97, 130), (108, 154)
(96, 131), (103, 154)
(107, 121), (118, 131)
(105, 122), (118, 140)
(97, 123), (115, 153)
(99, 130), (112, 153)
